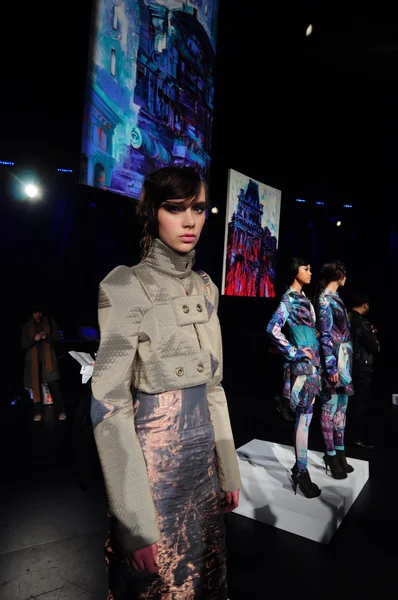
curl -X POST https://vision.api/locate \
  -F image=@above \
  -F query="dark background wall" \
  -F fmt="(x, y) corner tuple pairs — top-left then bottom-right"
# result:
(1, 0), (397, 403)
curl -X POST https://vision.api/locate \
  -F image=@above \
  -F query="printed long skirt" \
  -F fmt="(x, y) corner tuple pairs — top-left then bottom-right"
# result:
(105, 384), (227, 599)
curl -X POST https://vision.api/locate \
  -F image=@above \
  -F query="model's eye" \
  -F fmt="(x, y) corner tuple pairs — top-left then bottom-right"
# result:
(163, 205), (184, 213)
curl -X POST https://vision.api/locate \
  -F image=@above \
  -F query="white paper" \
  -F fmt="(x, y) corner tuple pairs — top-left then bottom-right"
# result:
(69, 351), (95, 367)
(80, 364), (94, 383)
(69, 351), (96, 383)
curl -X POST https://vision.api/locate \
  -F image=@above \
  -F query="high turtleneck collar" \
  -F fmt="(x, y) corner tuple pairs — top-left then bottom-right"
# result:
(143, 238), (195, 279)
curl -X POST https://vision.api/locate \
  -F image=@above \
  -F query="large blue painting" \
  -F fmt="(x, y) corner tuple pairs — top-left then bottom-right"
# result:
(80, 0), (219, 199)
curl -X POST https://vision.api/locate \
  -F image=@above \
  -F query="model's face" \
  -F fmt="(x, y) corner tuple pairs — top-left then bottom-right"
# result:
(338, 275), (347, 287)
(33, 311), (43, 323)
(363, 302), (370, 314)
(157, 184), (206, 254)
(295, 265), (312, 287)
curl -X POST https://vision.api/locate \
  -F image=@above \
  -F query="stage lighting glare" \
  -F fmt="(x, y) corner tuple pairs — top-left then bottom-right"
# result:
(336, 221), (342, 227)
(306, 24), (313, 37)
(211, 207), (219, 214)
(25, 184), (39, 199)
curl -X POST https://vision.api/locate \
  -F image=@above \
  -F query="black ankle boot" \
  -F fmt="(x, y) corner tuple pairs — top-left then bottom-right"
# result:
(291, 467), (321, 498)
(323, 454), (348, 479)
(336, 450), (354, 473)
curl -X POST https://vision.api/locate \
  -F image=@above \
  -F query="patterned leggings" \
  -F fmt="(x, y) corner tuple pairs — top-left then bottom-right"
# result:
(290, 370), (318, 472)
(295, 407), (314, 472)
(321, 393), (348, 455)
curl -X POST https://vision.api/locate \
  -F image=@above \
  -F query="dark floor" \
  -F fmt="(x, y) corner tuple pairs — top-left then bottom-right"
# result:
(1, 364), (397, 600)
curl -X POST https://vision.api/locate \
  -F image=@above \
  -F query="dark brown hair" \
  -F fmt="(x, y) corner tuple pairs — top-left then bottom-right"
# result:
(314, 260), (347, 305)
(136, 166), (208, 257)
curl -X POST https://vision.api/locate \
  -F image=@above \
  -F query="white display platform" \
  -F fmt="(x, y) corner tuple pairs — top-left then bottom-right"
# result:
(235, 439), (369, 544)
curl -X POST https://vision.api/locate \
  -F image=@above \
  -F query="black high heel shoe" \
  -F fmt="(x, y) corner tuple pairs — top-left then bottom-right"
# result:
(291, 466), (321, 498)
(323, 454), (347, 479)
(336, 450), (354, 473)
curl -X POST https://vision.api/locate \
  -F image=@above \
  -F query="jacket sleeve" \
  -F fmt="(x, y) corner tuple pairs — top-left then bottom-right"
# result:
(318, 295), (337, 376)
(266, 295), (307, 361)
(91, 266), (160, 553)
(355, 318), (379, 354)
(206, 282), (242, 493)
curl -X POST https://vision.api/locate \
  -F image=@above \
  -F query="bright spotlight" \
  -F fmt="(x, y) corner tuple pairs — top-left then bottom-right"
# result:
(306, 24), (313, 37)
(25, 184), (39, 199)
(336, 220), (342, 227)
(211, 207), (219, 214)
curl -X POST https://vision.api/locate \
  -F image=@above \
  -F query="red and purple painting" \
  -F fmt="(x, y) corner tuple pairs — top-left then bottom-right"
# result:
(222, 169), (281, 297)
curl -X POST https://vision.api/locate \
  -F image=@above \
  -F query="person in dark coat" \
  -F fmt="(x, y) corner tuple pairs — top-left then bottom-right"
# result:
(22, 309), (66, 422)
(347, 292), (379, 448)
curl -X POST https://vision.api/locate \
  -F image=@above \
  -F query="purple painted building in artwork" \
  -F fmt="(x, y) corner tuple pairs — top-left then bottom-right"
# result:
(81, 0), (219, 199)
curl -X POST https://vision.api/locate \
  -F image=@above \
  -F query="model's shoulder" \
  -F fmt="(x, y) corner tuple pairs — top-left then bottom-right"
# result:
(279, 291), (289, 302)
(99, 265), (151, 309)
(280, 291), (295, 307)
(318, 291), (330, 304)
(101, 265), (135, 287)
(317, 294), (333, 315)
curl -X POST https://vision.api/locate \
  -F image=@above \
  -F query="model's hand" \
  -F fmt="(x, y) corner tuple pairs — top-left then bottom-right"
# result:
(125, 543), (159, 573)
(329, 373), (338, 383)
(223, 490), (240, 513)
(34, 334), (42, 342)
(303, 347), (313, 361)
(40, 333), (47, 340)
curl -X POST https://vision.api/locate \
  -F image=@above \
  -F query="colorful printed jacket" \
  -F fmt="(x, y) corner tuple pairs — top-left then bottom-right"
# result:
(316, 288), (353, 395)
(266, 287), (320, 376)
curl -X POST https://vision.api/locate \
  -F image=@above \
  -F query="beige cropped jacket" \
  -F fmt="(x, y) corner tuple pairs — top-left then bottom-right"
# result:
(91, 239), (241, 551)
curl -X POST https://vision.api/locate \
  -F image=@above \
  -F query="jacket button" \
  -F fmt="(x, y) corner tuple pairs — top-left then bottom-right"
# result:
(176, 367), (184, 377)
(197, 363), (204, 373)
(182, 305), (189, 314)
(196, 304), (203, 312)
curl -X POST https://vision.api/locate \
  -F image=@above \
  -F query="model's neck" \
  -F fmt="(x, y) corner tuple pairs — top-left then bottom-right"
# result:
(326, 281), (339, 293)
(144, 238), (195, 279)
(291, 280), (303, 293)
